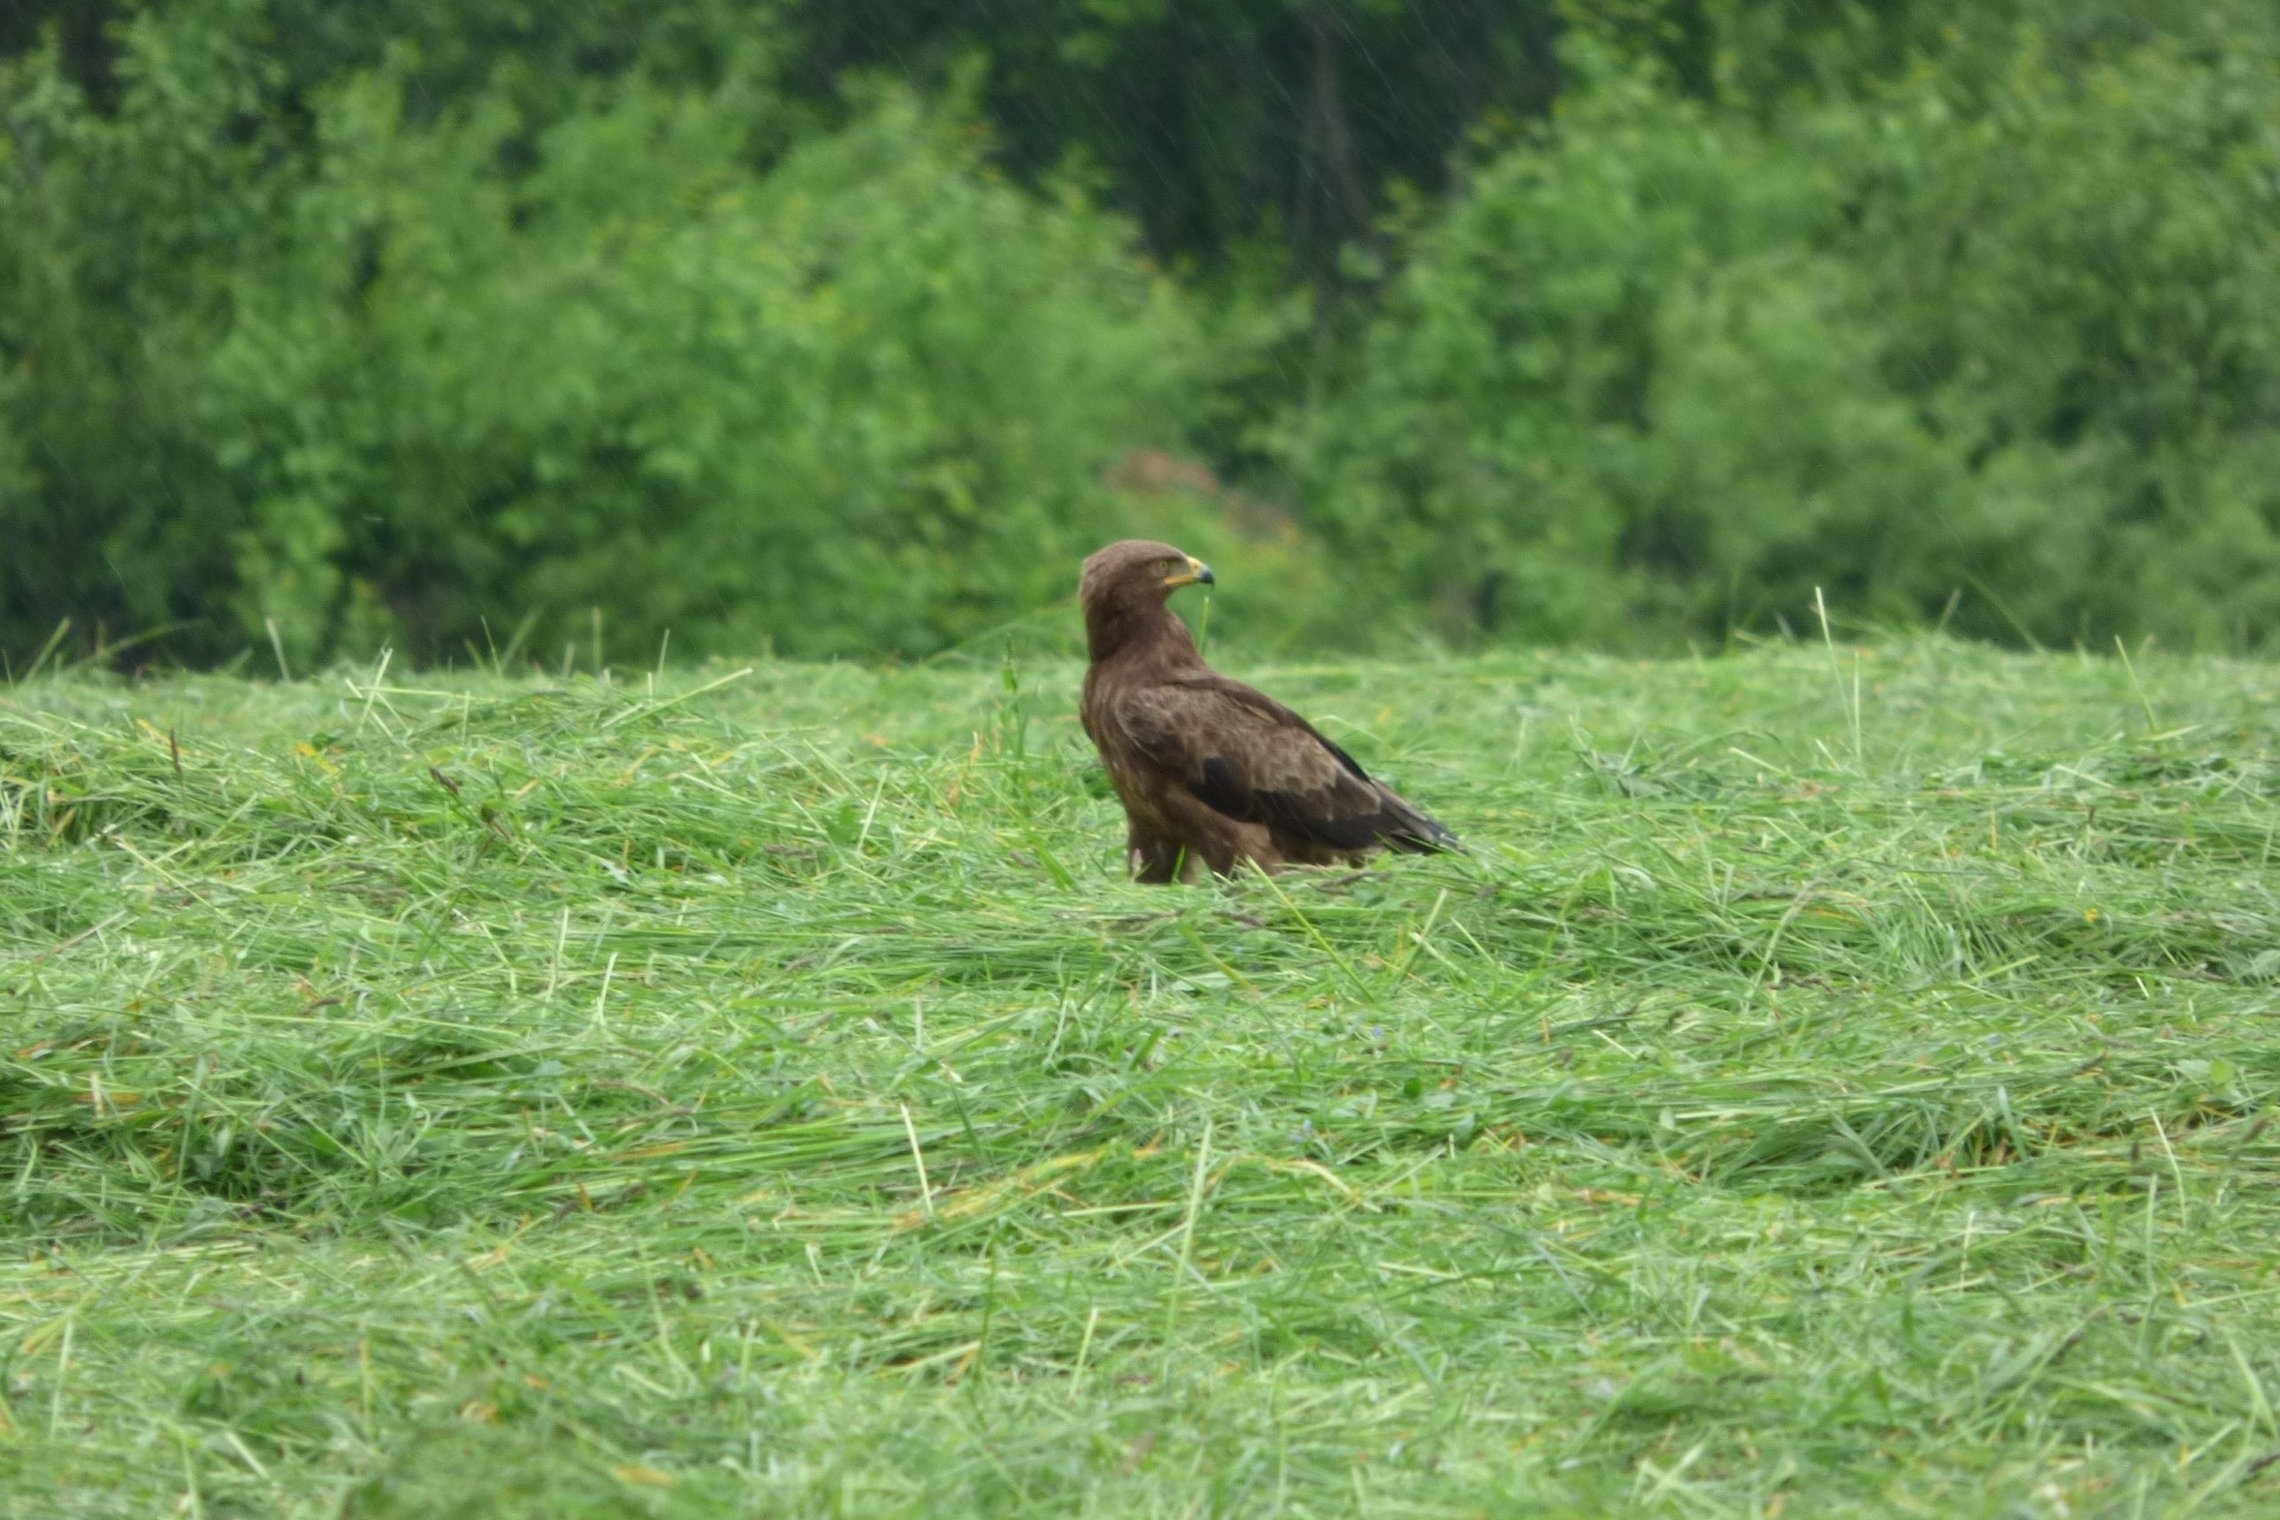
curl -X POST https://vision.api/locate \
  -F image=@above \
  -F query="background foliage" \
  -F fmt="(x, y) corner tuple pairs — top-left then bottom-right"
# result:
(5, 0), (2280, 664)
(1289, 20), (2280, 648)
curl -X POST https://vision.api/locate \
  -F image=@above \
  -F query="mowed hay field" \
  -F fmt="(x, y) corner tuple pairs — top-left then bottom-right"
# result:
(5, 643), (2280, 1519)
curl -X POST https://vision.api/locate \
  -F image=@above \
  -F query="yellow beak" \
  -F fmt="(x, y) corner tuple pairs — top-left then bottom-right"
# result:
(1161, 555), (1215, 589)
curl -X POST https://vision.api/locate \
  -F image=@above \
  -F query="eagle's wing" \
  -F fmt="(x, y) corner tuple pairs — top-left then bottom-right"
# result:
(1109, 673), (1455, 854)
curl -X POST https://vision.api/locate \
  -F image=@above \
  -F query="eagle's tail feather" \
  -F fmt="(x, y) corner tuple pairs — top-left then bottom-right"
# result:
(1375, 786), (1461, 854)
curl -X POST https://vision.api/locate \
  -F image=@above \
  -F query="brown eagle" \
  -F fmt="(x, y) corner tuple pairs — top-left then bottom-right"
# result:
(1078, 539), (1457, 882)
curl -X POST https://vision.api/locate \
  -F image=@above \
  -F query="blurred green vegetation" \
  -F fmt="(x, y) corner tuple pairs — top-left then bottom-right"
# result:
(5, 0), (2280, 664)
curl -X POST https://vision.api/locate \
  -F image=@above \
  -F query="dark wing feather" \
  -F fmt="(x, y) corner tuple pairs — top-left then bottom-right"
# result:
(1112, 675), (1455, 854)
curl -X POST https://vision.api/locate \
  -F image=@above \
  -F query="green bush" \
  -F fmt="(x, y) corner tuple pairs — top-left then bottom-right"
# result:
(10, 2), (2280, 664)
(226, 73), (1216, 664)
(0, 1), (284, 665)
(2, 5), (1214, 666)
(1284, 25), (2280, 650)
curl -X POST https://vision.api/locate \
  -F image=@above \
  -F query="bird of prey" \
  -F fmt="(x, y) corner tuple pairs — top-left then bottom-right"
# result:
(1078, 538), (1457, 882)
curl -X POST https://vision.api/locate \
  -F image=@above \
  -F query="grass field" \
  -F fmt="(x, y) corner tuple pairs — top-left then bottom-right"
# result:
(4, 639), (2280, 1517)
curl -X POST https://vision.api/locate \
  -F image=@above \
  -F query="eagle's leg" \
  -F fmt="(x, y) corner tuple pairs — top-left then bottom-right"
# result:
(1159, 794), (1282, 879)
(1128, 825), (1186, 884)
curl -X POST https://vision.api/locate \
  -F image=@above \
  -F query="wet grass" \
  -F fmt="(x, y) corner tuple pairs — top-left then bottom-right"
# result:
(3, 639), (2280, 1517)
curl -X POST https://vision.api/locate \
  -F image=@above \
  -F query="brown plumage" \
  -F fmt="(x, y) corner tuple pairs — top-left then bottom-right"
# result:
(1078, 538), (1457, 883)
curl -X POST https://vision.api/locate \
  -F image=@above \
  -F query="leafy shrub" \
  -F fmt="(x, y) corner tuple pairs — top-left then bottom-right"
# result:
(1284, 25), (2280, 650)
(0, 0), (285, 664)
(11, 2), (2280, 663)
(2, 6), (1214, 666)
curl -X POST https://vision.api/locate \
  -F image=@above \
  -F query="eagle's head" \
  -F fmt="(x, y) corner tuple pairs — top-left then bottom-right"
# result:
(1078, 539), (1214, 661)
(1081, 539), (1213, 608)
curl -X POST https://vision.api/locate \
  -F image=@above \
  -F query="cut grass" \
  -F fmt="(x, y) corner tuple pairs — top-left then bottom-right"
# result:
(3, 639), (2279, 1517)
